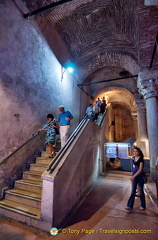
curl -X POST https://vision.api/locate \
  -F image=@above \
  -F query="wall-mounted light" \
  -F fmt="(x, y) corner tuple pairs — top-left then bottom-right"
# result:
(67, 67), (73, 73)
(61, 62), (74, 81)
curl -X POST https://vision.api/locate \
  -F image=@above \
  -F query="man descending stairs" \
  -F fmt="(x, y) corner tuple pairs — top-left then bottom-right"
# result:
(0, 146), (58, 231)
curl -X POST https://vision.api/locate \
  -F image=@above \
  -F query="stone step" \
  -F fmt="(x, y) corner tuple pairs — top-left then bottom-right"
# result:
(22, 170), (42, 181)
(36, 156), (50, 161)
(40, 151), (58, 158)
(30, 163), (47, 172)
(36, 152), (58, 161)
(0, 199), (51, 231)
(5, 189), (41, 209)
(0, 144), (60, 232)
(15, 179), (42, 194)
(40, 152), (50, 158)
(0, 199), (41, 218)
(35, 159), (52, 165)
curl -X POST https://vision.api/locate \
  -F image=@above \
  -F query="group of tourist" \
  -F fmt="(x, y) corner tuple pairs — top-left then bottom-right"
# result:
(86, 97), (107, 121)
(38, 105), (73, 158)
(38, 102), (147, 211)
(38, 97), (107, 157)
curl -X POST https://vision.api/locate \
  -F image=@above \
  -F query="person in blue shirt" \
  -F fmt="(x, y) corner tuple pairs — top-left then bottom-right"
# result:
(86, 104), (94, 121)
(58, 105), (73, 148)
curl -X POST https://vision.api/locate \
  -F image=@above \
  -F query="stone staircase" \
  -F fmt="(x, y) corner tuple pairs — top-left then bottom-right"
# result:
(0, 146), (58, 231)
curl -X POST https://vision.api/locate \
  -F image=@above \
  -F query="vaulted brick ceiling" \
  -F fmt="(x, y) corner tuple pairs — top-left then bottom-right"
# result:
(55, 1), (138, 66)
(23, 0), (158, 96)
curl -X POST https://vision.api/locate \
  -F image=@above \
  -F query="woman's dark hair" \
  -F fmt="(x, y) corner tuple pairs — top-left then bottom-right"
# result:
(47, 114), (54, 120)
(133, 146), (144, 158)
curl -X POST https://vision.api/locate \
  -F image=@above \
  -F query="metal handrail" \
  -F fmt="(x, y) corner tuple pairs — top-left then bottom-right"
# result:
(47, 112), (108, 174)
(0, 124), (47, 166)
(47, 116), (88, 173)
(98, 110), (107, 128)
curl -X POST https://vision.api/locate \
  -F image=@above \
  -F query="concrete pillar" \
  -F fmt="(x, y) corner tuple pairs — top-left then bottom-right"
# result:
(131, 112), (138, 150)
(138, 70), (158, 180)
(134, 93), (149, 158)
(131, 112), (138, 139)
(41, 173), (54, 223)
(145, 0), (158, 6)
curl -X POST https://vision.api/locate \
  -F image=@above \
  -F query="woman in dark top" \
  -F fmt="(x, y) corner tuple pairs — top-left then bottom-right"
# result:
(100, 100), (107, 114)
(126, 146), (146, 211)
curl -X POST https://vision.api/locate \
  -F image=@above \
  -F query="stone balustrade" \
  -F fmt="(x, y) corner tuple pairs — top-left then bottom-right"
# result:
(41, 120), (100, 227)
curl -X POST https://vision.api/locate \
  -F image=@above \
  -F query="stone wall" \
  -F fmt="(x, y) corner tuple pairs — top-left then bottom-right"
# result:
(0, 0), (88, 162)
(0, 131), (46, 197)
(113, 104), (136, 142)
(106, 104), (115, 142)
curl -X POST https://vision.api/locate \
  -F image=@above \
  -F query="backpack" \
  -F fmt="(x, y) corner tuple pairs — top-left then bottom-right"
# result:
(53, 120), (59, 135)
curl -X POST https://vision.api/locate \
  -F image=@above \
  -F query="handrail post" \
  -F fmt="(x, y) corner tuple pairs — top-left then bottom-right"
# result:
(41, 172), (54, 223)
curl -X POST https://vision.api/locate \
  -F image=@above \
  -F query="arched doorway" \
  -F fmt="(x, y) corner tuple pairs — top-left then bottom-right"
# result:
(94, 87), (137, 143)
(93, 87), (137, 173)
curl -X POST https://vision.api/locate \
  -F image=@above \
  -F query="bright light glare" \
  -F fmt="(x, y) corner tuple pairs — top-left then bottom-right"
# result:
(67, 67), (73, 73)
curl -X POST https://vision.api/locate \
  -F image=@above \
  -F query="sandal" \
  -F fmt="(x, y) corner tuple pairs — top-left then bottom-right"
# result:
(52, 152), (56, 158)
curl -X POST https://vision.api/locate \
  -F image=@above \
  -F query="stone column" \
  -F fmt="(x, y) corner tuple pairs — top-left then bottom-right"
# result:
(138, 70), (158, 180)
(134, 93), (149, 158)
(130, 112), (138, 155)
(145, 0), (158, 6)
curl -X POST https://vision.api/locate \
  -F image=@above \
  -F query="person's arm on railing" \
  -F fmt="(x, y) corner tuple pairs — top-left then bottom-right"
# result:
(38, 123), (49, 132)
(38, 128), (48, 132)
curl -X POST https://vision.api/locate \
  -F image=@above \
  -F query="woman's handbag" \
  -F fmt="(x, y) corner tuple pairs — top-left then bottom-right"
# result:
(143, 172), (148, 184)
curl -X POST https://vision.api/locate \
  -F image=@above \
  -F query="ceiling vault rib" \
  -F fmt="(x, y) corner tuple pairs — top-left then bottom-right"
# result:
(77, 75), (138, 87)
(23, 0), (73, 19)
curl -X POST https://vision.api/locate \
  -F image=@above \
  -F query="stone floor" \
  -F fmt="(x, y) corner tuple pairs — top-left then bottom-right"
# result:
(0, 170), (158, 240)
